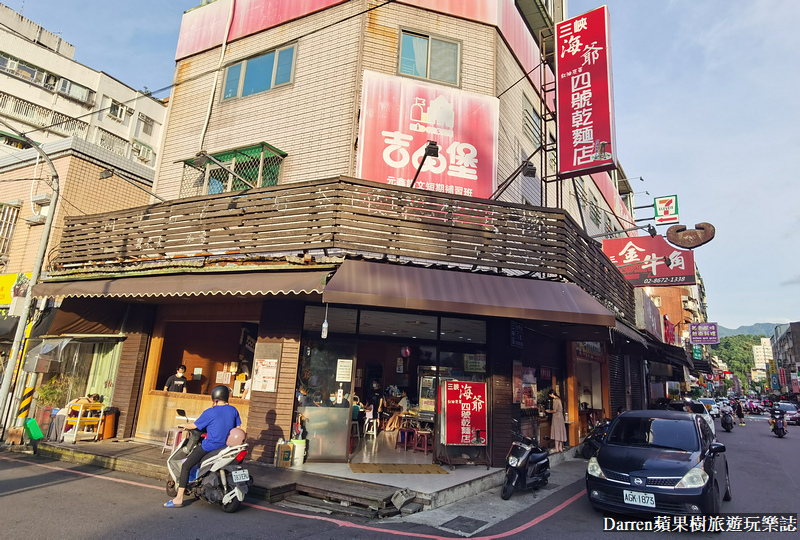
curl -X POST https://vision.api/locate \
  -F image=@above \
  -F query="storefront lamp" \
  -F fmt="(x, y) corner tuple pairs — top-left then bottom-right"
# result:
(409, 141), (439, 188)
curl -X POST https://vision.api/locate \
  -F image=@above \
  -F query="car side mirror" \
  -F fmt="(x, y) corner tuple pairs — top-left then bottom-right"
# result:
(709, 442), (726, 454)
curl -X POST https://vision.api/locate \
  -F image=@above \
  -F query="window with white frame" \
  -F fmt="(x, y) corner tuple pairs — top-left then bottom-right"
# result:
(0, 203), (21, 255)
(399, 31), (459, 85)
(523, 96), (541, 144)
(223, 44), (296, 101)
(179, 143), (287, 198)
(590, 193), (601, 226)
(108, 99), (126, 122)
(140, 114), (154, 136)
(58, 78), (93, 103)
(575, 177), (586, 209)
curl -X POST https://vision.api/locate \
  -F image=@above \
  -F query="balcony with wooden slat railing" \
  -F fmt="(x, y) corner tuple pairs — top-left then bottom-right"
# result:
(50, 176), (635, 320)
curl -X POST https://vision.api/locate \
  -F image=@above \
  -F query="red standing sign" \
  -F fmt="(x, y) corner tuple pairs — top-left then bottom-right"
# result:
(441, 381), (488, 446)
(555, 6), (617, 178)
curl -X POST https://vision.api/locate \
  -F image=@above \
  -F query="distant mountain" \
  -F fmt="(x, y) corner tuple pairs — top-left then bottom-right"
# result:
(717, 323), (779, 338)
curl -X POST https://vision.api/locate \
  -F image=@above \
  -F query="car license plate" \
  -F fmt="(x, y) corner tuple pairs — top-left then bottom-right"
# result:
(232, 469), (250, 483)
(623, 490), (655, 508)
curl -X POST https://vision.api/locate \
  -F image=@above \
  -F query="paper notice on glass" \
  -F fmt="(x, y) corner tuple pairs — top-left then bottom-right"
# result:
(215, 371), (225, 383)
(252, 358), (278, 392)
(223, 371), (232, 384)
(336, 359), (353, 382)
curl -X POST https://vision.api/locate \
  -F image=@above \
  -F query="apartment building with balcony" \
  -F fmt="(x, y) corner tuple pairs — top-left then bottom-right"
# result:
(0, 4), (166, 164)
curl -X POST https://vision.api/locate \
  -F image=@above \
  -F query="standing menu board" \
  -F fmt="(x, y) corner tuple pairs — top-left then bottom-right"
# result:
(440, 381), (487, 446)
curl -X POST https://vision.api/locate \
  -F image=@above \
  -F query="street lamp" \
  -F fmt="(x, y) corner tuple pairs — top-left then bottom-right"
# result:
(409, 141), (439, 189)
(100, 169), (166, 202)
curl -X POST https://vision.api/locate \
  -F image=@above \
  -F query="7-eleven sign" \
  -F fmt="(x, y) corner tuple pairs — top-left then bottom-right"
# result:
(654, 195), (679, 224)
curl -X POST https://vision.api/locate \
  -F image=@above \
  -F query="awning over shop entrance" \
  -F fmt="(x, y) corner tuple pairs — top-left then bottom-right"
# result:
(322, 260), (615, 327)
(0, 315), (19, 341)
(31, 270), (331, 300)
(613, 319), (649, 348)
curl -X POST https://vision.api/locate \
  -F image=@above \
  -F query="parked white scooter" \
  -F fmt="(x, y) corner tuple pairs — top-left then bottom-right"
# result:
(166, 417), (251, 513)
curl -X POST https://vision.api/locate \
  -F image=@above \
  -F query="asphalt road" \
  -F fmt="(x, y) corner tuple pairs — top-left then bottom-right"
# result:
(0, 413), (797, 540)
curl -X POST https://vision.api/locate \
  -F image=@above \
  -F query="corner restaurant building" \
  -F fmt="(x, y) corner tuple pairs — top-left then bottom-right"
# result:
(30, 177), (636, 466)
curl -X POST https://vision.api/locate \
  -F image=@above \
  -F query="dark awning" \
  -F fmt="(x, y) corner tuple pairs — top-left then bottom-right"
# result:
(31, 270), (330, 300)
(0, 315), (19, 341)
(322, 260), (615, 326)
(613, 320), (649, 348)
(654, 341), (694, 370)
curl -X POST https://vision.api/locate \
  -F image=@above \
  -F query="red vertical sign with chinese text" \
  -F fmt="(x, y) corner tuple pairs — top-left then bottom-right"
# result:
(356, 70), (499, 199)
(441, 381), (487, 446)
(555, 6), (617, 178)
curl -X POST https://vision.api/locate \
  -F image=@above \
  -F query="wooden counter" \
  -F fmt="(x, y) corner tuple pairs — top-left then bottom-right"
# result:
(134, 390), (249, 442)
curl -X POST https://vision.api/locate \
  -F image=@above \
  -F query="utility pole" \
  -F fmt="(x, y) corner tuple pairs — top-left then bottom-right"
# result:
(0, 120), (59, 438)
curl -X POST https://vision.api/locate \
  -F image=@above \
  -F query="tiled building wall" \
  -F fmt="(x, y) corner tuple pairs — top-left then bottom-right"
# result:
(154, 1), (365, 199)
(0, 154), (148, 274)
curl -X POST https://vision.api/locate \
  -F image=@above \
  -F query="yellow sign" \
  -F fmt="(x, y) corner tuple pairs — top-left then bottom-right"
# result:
(0, 272), (32, 306)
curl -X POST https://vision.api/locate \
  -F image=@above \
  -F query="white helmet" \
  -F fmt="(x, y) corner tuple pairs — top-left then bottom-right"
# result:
(226, 427), (246, 446)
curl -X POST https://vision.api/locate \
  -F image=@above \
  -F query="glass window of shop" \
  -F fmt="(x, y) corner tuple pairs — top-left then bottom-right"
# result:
(155, 321), (258, 398)
(36, 340), (122, 407)
(298, 307), (487, 458)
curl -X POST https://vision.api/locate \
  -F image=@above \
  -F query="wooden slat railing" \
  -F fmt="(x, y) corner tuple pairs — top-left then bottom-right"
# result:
(51, 176), (635, 319)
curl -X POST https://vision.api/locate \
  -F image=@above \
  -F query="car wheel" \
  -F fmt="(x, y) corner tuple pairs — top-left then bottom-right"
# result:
(723, 466), (732, 501)
(708, 483), (721, 515)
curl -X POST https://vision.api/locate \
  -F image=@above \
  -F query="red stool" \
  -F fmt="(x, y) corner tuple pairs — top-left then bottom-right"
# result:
(414, 429), (433, 455)
(396, 427), (416, 450)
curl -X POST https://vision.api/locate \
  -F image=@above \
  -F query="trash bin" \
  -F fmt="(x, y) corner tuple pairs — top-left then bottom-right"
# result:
(24, 418), (44, 441)
(99, 407), (119, 440)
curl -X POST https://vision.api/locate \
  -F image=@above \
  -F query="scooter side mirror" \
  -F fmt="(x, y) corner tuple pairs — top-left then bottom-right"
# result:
(177, 409), (188, 422)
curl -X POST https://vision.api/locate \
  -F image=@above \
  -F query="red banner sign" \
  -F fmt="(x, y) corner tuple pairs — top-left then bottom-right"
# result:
(778, 368), (787, 387)
(555, 6), (617, 178)
(603, 236), (696, 287)
(356, 70), (499, 199)
(441, 381), (487, 446)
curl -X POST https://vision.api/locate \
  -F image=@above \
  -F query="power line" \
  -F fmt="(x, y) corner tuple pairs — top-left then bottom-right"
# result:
(15, 0), (399, 139)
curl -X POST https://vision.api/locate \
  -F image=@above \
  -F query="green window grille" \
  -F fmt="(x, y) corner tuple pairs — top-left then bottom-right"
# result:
(179, 142), (287, 198)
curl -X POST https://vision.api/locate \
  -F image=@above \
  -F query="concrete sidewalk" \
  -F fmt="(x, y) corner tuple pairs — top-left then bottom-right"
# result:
(1, 437), (583, 519)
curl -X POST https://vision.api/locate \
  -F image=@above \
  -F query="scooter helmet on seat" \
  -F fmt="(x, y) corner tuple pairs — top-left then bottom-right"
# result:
(211, 385), (230, 403)
(226, 427), (246, 446)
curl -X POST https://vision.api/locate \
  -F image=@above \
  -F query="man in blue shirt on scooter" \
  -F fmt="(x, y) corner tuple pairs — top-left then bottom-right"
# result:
(165, 385), (241, 508)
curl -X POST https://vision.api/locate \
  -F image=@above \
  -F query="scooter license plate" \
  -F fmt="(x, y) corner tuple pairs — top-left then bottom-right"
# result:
(232, 469), (250, 483)
(623, 490), (655, 508)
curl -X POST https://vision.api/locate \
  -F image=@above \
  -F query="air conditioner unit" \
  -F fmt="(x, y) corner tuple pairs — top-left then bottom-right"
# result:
(126, 107), (134, 115)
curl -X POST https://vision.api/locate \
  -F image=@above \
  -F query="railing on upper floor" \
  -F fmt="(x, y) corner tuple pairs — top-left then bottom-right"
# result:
(50, 176), (636, 320)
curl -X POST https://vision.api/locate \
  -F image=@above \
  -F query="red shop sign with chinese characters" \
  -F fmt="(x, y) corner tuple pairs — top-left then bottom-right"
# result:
(356, 70), (499, 199)
(602, 236), (696, 287)
(555, 6), (617, 178)
(441, 381), (488, 446)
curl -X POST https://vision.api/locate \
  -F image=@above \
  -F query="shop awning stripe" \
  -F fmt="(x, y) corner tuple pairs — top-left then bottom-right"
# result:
(31, 271), (330, 300)
(322, 260), (616, 327)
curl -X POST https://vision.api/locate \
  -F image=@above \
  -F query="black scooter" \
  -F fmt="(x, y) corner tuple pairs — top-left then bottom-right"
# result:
(581, 418), (610, 459)
(721, 409), (734, 432)
(501, 418), (550, 500)
(770, 407), (787, 438)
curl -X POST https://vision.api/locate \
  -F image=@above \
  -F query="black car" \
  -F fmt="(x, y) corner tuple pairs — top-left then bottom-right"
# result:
(586, 410), (731, 515)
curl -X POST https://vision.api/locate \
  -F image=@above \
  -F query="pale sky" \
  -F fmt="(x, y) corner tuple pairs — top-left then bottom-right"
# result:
(8, 0), (799, 329)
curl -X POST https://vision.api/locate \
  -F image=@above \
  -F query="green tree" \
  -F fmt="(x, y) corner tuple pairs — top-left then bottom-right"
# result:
(710, 334), (765, 390)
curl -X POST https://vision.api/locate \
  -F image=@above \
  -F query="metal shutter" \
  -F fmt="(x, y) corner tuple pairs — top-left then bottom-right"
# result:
(609, 354), (626, 417)
(629, 358), (644, 410)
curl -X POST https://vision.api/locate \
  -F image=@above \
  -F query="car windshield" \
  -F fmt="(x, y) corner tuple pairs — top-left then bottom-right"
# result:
(778, 403), (797, 413)
(606, 417), (699, 452)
